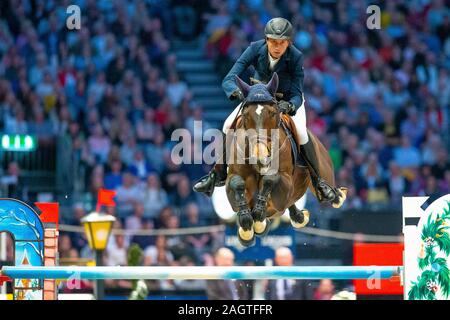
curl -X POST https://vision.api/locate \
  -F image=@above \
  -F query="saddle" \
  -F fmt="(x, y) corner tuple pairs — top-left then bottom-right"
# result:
(232, 114), (308, 168)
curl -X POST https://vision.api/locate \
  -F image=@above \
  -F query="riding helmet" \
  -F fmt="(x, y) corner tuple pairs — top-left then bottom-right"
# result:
(264, 17), (293, 40)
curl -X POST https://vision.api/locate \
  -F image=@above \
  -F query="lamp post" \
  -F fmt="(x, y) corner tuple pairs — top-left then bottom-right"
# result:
(81, 212), (115, 300)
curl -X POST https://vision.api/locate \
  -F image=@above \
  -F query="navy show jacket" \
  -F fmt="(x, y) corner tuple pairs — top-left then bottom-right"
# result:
(222, 39), (305, 110)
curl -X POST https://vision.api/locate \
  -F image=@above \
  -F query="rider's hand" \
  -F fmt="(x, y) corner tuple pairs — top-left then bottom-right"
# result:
(231, 89), (245, 101)
(278, 100), (296, 115)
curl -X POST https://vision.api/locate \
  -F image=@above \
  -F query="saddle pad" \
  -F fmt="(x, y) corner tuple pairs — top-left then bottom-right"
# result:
(281, 115), (308, 167)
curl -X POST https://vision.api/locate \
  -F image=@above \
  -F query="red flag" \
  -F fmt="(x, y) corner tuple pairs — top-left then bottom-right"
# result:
(0, 275), (11, 285)
(97, 188), (116, 211)
(35, 202), (59, 228)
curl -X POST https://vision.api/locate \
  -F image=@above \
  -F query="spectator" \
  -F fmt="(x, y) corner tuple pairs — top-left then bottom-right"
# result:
(394, 136), (422, 169)
(128, 149), (155, 181)
(160, 158), (187, 195)
(130, 218), (155, 250)
(87, 124), (111, 164)
(400, 107), (426, 147)
(422, 133), (443, 165)
(67, 203), (88, 252)
(58, 234), (73, 259)
(431, 148), (450, 180)
(136, 108), (157, 143)
(387, 161), (407, 204)
(439, 170), (450, 194)
(173, 255), (206, 290)
(182, 202), (211, 259)
(143, 235), (174, 266)
(115, 171), (143, 218)
(165, 215), (192, 261)
(105, 234), (128, 266)
(104, 159), (123, 190)
(155, 206), (176, 229)
(424, 176), (442, 203)
(29, 108), (56, 142)
(265, 247), (314, 300)
(120, 137), (138, 167)
(4, 108), (27, 134)
(166, 72), (188, 108)
(0, 162), (21, 198)
(145, 130), (168, 173)
(313, 279), (336, 300)
(206, 248), (249, 300)
(142, 173), (169, 219)
(171, 175), (197, 210)
(184, 105), (212, 135)
(360, 153), (389, 204)
(125, 202), (145, 231)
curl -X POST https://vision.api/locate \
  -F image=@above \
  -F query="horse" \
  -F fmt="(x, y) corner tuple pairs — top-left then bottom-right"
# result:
(224, 72), (347, 246)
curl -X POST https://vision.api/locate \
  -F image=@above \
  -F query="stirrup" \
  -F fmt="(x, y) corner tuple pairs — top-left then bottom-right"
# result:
(193, 174), (215, 193)
(314, 178), (336, 202)
(193, 171), (226, 196)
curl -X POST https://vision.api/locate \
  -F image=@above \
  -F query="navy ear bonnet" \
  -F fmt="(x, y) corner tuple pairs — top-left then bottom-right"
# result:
(245, 84), (276, 103)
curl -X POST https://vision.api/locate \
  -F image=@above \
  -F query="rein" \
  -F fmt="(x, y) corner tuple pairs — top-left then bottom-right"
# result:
(232, 101), (290, 164)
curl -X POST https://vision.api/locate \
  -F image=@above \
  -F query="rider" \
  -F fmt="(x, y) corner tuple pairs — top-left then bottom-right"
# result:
(193, 17), (335, 202)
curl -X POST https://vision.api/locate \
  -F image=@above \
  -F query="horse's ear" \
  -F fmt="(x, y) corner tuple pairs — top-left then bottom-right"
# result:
(266, 72), (279, 95)
(235, 75), (250, 97)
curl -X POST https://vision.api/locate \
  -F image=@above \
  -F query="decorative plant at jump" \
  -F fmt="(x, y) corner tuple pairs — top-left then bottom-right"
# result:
(127, 244), (148, 300)
(409, 201), (450, 300)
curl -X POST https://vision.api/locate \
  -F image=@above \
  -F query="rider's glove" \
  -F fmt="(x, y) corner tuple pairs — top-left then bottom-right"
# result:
(231, 89), (245, 101)
(278, 100), (296, 115)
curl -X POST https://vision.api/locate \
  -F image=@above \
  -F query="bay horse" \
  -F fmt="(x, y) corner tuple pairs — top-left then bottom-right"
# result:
(225, 73), (347, 246)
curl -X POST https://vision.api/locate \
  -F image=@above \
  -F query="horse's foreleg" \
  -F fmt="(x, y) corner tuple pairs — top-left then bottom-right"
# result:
(288, 204), (310, 229)
(269, 172), (293, 212)
(228, 174), (254, 246)
(252, 173), (280, 235)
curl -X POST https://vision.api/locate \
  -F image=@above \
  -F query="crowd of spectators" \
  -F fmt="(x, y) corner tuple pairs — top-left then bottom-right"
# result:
(206, 0), (449, 209)
(0, 0), (221, 289)
(0, 0), (449, 296)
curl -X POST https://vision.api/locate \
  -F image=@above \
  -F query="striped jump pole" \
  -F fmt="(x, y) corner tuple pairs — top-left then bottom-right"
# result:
(0, 266), (403, 280)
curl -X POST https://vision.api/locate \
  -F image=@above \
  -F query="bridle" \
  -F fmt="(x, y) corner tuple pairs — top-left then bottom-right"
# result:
(233, 100), (290, 166)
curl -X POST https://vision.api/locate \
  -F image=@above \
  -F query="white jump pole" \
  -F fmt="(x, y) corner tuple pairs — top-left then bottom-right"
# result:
(1, 265), (402, 280)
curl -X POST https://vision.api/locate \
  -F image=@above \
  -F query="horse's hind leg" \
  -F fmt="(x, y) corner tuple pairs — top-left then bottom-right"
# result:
(289, 205), (310, 229)
(331, 187), (348, 208)
(253, 173), (280, 236)
(228, 174), (255, 246)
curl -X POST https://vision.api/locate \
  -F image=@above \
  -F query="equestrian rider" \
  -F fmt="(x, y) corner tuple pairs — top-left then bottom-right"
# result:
(193, 17), (335, 202)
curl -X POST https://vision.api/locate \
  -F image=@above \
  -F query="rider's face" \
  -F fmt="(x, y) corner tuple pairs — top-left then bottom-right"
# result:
(266, 38), (290, 59)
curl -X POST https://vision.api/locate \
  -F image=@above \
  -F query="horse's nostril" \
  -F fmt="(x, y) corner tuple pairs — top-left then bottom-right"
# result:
(259, 157), (271, 166)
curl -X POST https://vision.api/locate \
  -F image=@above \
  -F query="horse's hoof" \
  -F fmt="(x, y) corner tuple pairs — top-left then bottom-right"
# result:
(254, 219), (271, 237)
(254, 219), (267, 234)
(291, 209), (310, 229)
(332, 187), (348, 208)
(238, 228), (255, 247)
(238, 227), (254, 241)
(238, 212), (254, 230)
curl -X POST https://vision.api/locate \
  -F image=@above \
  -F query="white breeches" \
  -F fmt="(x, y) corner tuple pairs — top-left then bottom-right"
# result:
(222, 102), (309, 145)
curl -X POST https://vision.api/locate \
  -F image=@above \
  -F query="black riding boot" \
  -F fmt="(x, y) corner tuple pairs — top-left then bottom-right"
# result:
(193, 132), (228, 197)
(300, 137), (335, 202)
